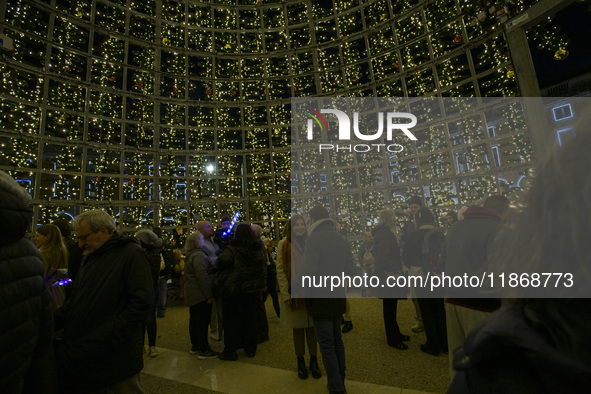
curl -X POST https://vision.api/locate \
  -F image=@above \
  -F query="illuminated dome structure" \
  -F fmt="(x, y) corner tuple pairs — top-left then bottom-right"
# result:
(0, 0), (545, 237)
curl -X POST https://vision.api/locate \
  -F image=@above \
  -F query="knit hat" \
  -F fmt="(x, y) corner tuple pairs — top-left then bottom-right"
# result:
(136, 229), (162, 247)
(407, 196), (423, 206)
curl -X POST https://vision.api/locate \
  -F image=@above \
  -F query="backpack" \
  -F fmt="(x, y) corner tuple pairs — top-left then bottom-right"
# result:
(420, 229), (446, 274)
(362, 247), (375, 268)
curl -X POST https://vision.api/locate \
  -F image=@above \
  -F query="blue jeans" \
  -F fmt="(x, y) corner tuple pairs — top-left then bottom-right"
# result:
(313, 317), (346, 393)
(157, 277), (168, 317)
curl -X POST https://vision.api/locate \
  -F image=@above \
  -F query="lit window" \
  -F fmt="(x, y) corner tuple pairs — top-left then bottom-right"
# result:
(491, 145), (501, 167)
(553, 104), (573, 121)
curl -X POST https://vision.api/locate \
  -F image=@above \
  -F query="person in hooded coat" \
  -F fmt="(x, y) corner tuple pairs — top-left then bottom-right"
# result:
(213, 223), (267, 360)
(0, 170), (58, 394)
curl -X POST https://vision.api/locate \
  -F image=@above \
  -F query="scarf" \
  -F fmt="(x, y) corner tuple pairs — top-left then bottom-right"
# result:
(462, 206), (501, 222)
(282, 236), (306, 310)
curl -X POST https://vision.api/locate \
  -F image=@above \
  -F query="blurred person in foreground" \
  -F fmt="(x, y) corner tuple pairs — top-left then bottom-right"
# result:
(448, 130), (591, 393)
(0, 170), (57, 393)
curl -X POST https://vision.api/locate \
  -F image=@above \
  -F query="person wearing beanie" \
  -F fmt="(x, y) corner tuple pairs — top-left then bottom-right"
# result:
(135, 229), (163, 358)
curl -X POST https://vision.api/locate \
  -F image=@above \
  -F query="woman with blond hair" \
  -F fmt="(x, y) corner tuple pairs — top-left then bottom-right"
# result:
(34, 223), (69, 310)
(276, 215), (321, 380)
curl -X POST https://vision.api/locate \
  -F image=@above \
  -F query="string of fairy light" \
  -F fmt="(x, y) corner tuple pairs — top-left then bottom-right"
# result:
(0, 0), (556, 240)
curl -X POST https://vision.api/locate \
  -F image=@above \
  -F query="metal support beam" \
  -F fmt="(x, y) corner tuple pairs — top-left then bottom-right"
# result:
(504, 0), (576, 158)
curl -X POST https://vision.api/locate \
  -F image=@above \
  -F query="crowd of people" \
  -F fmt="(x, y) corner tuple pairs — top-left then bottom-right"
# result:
(2, 130), (591, 394)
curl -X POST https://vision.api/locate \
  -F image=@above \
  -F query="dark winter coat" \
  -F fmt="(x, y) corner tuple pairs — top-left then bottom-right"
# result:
(402, 225), (442, 271)
(398, 219), (415, 250)
(0, 171), (57, 393)
(449, 301), (591, 394)
(0, 240), (58, 393)
(372, 224), (404, 298)
(442, 206), (502, 311)
(213, 243), (267, 297)
(57, 233), (153, 393)
(214, 228), (232, 253)
(301, 219), (354, 319)
(142, 243), (163, 285)
(184, 247), (214, 306)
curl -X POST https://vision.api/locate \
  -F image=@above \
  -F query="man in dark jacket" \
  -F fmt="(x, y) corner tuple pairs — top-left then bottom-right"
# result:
(399, 195), (425, 333)
(57, 209), (153, 393)
(0, 171), (58, 394)
(402, 207), (447, 356)
(442, 195), (508, 379)
(300, 205), (354, 394)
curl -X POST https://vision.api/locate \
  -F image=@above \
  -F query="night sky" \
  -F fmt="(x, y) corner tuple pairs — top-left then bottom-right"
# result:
(529, 1), (591, 88)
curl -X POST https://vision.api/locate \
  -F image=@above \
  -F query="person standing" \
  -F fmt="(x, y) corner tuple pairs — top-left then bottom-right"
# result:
(214, 224), (267, 360)
(402, 207), (447, 356)
(152, 227), (173, 318)
(445, 211), (458, 234)
(184, 231), (219, 359)
(443, 195), (509, 379)
(276, 215), (321, 380)
(135, 229), (163, 358)
(261, 235), (280, 319)
(400, 196), (425, 334)
(0, 171), (58, 394)
(214, 216), (232, 253)
(34, 224), (69, 311)
(373, 209), (410, 350)
(300, 206), (354, 394)
(251, 224), (270, 344)
(52, 218), (84, 281)
(57, 209), (153, 393)
(358, 231), (375, 298)
(198, 220), (223, 341)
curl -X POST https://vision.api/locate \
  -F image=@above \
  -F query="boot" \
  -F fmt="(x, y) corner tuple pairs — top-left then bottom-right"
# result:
(309, 356), (322, 379)
(297, 357), (308, 379)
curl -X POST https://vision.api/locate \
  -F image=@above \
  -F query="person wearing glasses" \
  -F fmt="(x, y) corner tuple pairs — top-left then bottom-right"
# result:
(56, 209), (153, 394)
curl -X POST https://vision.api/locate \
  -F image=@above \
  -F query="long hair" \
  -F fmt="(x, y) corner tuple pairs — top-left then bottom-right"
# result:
(37, 224), (69, 274)
(286, 214), (306, 244)
(184, 231), (205, 254)
(231, 223), (261, 249)
(378, 208), (397, 230)
(494, 129), (591, 295)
